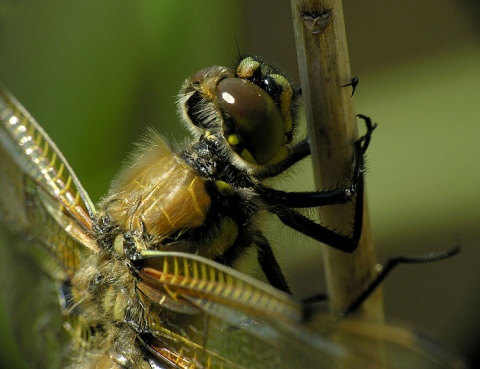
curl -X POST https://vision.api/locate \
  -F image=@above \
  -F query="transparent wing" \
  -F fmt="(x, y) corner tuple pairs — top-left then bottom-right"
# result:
(0, 86), (98, 279)
(0, 232), (71, 369)
(0, 86), (101, 367)
(135, 251), (468, 369)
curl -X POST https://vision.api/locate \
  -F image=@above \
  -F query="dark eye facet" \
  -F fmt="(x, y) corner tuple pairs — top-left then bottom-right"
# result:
(217, 77), (285, 165)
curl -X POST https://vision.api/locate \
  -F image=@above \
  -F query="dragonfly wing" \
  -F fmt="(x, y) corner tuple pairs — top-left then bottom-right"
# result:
(0, 86), (100, 368)
(0, 86), (98, 278)
(0, 232), (70, 369)
(319, 318), (469, 369)
(135, 251), (468, 369)
(135, 250), (329, 369)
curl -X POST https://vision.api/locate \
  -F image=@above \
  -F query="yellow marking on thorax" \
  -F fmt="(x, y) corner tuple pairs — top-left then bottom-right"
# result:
(158, 205), (175, 229)
(187, 176), (206, 219)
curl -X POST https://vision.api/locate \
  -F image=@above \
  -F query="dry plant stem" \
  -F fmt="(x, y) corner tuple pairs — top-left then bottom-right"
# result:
(290, 0), (383, 320)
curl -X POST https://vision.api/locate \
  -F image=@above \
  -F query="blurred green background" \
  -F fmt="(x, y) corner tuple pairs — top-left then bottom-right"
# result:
(0, 1), (479, 368)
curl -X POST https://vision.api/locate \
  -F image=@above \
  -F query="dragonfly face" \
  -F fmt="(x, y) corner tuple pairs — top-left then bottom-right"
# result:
(0, 57), (466, 368)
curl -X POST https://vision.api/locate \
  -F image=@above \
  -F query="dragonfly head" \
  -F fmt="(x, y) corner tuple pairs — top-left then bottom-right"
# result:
(178, 56), (301, 172)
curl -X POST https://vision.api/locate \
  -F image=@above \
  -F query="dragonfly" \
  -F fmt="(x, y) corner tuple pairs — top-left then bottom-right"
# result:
(0, 56), (467, 368)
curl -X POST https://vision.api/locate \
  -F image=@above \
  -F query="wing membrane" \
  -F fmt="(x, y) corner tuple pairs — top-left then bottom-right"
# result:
(0, 86), (98, 278)
(136, 251), (330, 368)
(0, 232), (71, 369)
(136, 251), (468, 369)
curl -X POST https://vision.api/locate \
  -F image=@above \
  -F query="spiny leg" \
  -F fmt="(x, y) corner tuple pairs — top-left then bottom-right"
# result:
(254, 231), (292, 294)
(260, 115), (375, 208)
(261, 116), (376, 253)
(301, 246), (460, 314)
(341, 246), (460, 315)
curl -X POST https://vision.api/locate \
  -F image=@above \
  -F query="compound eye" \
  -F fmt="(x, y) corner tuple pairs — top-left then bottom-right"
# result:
(217, 78), (286, 165)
